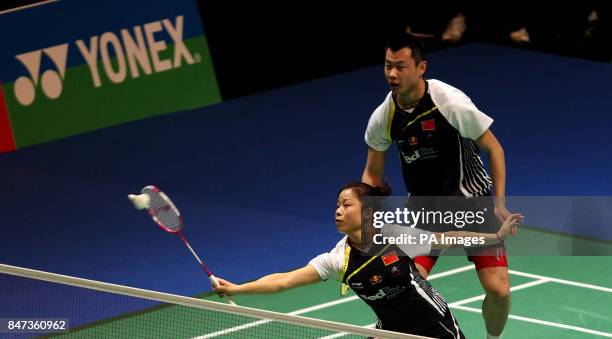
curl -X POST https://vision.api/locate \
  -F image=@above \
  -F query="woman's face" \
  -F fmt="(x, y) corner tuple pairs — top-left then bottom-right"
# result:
(335, 189), (362, 234)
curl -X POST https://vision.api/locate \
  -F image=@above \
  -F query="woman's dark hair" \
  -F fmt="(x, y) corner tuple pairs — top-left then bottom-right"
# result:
(338, 182), (392, 200)
(339, 183), (391, 248)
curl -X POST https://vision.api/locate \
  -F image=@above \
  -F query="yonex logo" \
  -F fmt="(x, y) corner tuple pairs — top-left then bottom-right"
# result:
(14, 43), (69, 106)
(12, 15), (198, 107)
(75, 15), (196, 89)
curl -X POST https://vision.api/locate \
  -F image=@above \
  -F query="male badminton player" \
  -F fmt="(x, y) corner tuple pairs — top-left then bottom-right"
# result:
(362, 32), (515, 339)
(214, 182), (523, 338)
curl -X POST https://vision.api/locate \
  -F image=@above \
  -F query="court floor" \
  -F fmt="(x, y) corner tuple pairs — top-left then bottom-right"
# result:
(53, 254), (612, 338)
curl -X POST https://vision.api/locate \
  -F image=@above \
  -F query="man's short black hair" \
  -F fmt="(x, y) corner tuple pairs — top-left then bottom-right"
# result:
(385, 32), (426, 64)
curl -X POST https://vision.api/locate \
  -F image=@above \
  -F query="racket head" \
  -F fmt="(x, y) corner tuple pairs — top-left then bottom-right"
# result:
(141, 185), (184, 233)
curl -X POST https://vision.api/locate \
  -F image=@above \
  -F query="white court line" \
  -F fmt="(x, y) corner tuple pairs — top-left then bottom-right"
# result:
(319, 332), (348, 339)
(451, 305), (612, 338)
(425, 264), (475, 280)
(509, 270), (612, 293)
(323, 268), (612, 338)
(318, 323), (376, 339)
(446, 269), (612, 337)
(195, 264), (474, 338)
(448, 279), (550, 307)
(196, 319), (269, 338)
(0, 0), (60, 15)
(196, 296), (366, 338)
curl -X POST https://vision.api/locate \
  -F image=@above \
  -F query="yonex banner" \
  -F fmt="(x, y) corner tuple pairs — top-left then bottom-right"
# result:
(0, 0), (220, 152)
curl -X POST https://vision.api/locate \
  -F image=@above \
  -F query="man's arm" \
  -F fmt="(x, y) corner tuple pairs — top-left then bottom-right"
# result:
(475, 129), (511, 221)
(362, 147), (386, 187)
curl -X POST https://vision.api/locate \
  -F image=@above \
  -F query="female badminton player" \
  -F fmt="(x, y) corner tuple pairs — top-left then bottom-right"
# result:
(214, 182), (523, 338)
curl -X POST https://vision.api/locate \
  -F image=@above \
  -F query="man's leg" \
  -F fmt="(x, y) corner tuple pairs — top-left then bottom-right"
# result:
(472, 248), (510, 338)
(414, 255), (438, 278)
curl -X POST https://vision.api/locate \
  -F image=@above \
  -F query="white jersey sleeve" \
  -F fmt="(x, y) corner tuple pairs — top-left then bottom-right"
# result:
(429, 79), (493, 140)
(364, 92), (394, 152)
(382, 224), (432, 258)
(308, 237), (347, 281)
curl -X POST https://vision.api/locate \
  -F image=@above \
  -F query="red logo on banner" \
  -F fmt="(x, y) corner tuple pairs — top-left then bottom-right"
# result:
(0, 81), (17, 152)
(381, 251), (399, 266)
(421, 119), (436, 131)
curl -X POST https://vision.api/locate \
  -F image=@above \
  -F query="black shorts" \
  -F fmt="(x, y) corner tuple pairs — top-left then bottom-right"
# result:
(407, 193), (507, 271)
(373, 308), (465, 339)
(422, 309), (466, 339)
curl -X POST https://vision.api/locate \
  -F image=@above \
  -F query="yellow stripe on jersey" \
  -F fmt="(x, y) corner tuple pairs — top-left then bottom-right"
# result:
(385, 100), (396, 140)
(400, 106), (438, 132)
(340, 244), (391, 295)
(339, 245), (351, 295)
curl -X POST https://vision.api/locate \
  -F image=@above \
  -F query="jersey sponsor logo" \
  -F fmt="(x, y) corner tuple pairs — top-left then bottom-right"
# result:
(419, 147), (439, 160)
(391, 266), (402, 277)
(369, 274), (383, 285)
(361, 288), (386, 301)
(421, 119), (436, 131)
(401, 149), (421, 164)
(401, 148), (439, 164)
(359, 286), (407, 300)
(381, 251), (399, 266)
(350, 282), (364, 289)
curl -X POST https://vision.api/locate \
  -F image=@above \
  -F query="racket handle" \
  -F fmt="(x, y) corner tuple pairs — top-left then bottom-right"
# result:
(209, 274), (237, 306)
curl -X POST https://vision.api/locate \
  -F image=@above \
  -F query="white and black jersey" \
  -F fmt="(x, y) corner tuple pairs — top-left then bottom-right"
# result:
(309, 234), (464, 338)
(365, 79), (493, 196)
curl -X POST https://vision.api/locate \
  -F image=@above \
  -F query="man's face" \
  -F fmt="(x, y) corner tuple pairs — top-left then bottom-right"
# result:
(384, 47), (426, 96)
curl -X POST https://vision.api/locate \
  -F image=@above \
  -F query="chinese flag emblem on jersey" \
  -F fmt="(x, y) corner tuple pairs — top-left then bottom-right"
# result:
(421, 119), (436, 131)
(381, 251), (399, 266)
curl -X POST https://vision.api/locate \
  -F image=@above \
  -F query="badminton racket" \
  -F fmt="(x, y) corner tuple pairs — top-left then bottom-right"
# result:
(128, 185), (236, 305)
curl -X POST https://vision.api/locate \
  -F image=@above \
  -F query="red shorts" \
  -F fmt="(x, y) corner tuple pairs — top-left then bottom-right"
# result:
(414, 245), (508, 273)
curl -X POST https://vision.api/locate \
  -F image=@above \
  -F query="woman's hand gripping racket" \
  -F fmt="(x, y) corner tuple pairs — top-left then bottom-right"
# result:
(128, 185), (236, 305)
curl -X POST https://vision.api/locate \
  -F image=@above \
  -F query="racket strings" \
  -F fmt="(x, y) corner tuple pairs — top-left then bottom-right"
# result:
(142, 187), (182, 232)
